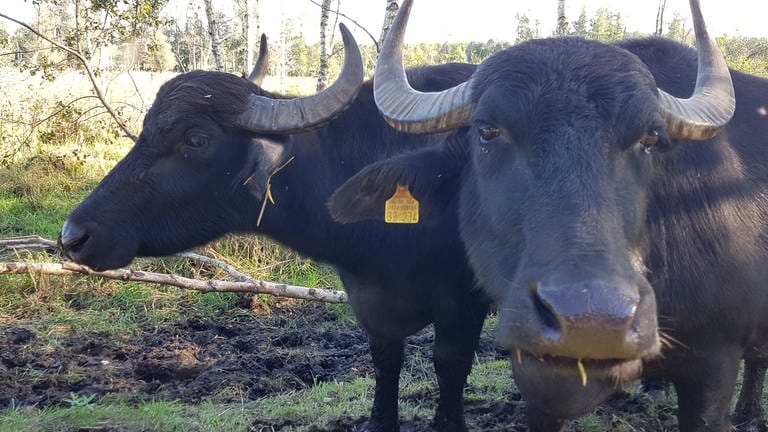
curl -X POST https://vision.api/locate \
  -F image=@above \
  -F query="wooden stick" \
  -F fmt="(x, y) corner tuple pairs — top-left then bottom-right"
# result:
(0, 261), (348, 304)
(175, 251), (254, 282)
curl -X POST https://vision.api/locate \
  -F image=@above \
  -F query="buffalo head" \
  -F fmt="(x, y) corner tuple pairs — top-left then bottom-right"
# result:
(59, 24), (363, 270)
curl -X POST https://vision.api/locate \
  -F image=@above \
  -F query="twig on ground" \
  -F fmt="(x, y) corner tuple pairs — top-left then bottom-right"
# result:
(0, 236), (59, 256)
(0, 261), (348, 304)
(0, 236), (348, 303)
(174, 251), (254, 282)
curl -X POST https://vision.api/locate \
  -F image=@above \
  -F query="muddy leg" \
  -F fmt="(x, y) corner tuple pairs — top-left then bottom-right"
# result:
(671, 347), (741, 432)
(362, 336), (404, 432)
(733, 350), (768, 431)
(431, 299), (488, 432)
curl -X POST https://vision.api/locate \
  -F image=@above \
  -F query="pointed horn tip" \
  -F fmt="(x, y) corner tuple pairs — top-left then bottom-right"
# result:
(337, 23), (360, 54)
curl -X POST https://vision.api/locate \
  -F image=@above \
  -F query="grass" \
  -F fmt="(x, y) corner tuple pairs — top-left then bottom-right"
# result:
(0, 397), (257, 432)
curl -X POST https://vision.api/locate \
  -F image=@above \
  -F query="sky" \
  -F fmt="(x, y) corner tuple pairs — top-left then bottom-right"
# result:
(1, 0), (765, 45)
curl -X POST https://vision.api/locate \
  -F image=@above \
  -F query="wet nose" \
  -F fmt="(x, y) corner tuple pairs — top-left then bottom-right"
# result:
(58, 219), (89, 257)
(499, 277), (658, 360)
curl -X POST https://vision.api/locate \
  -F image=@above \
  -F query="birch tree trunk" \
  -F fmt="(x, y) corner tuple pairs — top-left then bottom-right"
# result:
(379, 0), (399, 52)
(316, 0), (332, 91)
(241, 0), (261, 71)
(244, 0), (254, 70)
(203, 0), (224, 71)
(556, 0), (568, 36)
(655, 0), (667, 37)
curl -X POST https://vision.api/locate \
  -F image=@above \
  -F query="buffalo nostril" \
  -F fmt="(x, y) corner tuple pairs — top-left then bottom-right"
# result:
(531, 285), (562, 338)
(58, 220), (89, 255)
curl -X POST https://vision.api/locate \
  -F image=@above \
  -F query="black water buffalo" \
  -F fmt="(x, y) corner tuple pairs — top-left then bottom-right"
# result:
(58, 24), (489, 432)
(329, 0), (768, 430)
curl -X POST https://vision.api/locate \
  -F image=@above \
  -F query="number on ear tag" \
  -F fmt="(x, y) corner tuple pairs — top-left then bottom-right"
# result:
(385, 184), (419, 224)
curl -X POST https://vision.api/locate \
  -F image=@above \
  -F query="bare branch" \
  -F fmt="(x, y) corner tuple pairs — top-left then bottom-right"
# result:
(0, 13), (138, 141)
(0, 236), (348, 303)
(307, 0), (379, 51)
(175, 251), (254, 282)
(0, 261), (349, 303)
(1, 235), (58, 250)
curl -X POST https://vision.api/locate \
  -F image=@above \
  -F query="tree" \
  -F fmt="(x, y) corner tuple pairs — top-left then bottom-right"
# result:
(379, 0), (398, 52)
(515, 13), (540, 44)
(466, 39), (509, 64)
(556, 0), (568, 36)
(0, 21), (9, 67)
(655, 0), (668, 37)
(0, 0), (170, 141)
(202, 0), (224, 71)
(721, 36), (768, 77)
(316, 0), (333, 91)
(241, 0), (257, 71)
(111, 28), (174, 72)
(665, 11), (691, 44)
(588, 8), (625, 42)
(571, 7), (589, 37)
(167, 2), (207, 72)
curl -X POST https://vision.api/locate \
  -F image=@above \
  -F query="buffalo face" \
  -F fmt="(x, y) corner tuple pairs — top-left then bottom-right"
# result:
(458, 40), (663, 415)
(59, 74), (293, 270)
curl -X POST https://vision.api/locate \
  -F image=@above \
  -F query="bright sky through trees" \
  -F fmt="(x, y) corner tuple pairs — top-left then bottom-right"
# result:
(2, 0), (764, 44)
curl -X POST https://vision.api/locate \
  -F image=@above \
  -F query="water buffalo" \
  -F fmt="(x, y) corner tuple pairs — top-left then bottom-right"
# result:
(329, 0), (768, 430)
(58, 24), (489, 432)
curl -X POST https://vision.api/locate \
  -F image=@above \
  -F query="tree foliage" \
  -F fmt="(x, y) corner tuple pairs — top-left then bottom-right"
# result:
(10, 0), (170, 77)
(721, 36), (768, 77)
(515, 13), (540, 43)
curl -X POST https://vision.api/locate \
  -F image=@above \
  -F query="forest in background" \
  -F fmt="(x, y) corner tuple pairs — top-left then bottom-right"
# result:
(1, 0), (767, 81)
(0, 0), (764, 167)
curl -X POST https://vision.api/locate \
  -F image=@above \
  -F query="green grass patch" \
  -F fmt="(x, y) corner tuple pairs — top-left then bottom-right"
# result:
(252, 377), (375, 428)
(466, 359), (514, 401)
(0, 397), (257, 432)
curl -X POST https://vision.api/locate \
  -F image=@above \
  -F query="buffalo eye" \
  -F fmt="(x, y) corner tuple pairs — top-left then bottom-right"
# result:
(479, 125), (501, 143)
(639, 130), (659, 153)
(185, 134), (209, 151)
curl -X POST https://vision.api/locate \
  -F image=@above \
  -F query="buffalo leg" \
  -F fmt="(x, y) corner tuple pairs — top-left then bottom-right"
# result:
(432, 299), (489, 432)
(732, 350), (768, 430)
(363, 336), (404, 432)
(671, 347), (741, 432)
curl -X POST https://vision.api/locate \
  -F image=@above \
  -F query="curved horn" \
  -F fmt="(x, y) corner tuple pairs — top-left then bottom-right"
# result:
(374, 0), (474, 134)
(658, 0), (735, 140)
(236, 23), (364, 134)
(247, 34), (269, 86)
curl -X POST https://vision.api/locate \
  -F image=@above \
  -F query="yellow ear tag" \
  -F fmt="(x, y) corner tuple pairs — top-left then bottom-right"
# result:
(384, 184), (419, 224)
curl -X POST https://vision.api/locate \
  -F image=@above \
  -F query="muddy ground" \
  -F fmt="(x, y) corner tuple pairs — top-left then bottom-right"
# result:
(0, 302), (682, 431)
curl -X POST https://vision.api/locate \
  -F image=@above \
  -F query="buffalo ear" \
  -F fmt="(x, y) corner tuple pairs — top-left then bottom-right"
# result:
(238, 137), (294, 201)
(328, 134), (468, 224)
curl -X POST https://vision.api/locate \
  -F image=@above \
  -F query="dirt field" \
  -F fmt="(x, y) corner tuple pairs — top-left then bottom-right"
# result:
(0, 301), (703, 431)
